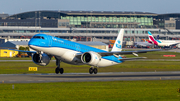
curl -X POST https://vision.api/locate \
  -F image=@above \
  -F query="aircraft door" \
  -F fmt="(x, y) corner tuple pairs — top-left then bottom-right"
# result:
(75, 44), (81, 52)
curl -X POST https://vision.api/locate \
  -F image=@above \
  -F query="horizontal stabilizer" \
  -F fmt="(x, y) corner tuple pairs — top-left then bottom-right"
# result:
(119, 57), (147, 60)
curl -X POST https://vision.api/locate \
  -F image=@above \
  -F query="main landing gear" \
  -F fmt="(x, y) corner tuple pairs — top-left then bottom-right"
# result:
(89, 66), (98, 74)
(55, 57), (64, 74)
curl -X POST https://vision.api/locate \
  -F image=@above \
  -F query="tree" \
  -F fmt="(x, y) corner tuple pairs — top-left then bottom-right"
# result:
(18, 46), (30, 57)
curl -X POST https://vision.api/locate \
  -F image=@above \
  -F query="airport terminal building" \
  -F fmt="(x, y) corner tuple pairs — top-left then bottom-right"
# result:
(0, 10), (159, 28)
(1, 10), (180, 29)
(1, 10), (180, 42)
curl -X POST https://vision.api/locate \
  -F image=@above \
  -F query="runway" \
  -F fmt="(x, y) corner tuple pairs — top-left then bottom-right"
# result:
(0, 71), (180, 83)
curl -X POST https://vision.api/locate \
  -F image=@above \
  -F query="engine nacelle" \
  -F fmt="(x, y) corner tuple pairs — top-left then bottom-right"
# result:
(81, 52), (101, 67)
(32, 53), (50, 66)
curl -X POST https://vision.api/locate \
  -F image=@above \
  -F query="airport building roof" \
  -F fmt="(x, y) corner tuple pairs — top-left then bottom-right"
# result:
(54, 10), (156, 15)
(8, 41), (29, 45)
(156, 13), (180, 19)
(0, 41), (29, 49)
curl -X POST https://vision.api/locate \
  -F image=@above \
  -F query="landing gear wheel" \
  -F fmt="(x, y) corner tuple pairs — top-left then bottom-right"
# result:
(169, 46), (172, 49)
(55, 57), (64, 74)
(93, 68), (98, 74)
(55, 68), (60, 74)
(60, 68), (64, 74)
(89, 68), (94, 74)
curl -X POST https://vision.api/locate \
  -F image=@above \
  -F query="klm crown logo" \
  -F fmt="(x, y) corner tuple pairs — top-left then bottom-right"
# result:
(116, 40), (122, 49)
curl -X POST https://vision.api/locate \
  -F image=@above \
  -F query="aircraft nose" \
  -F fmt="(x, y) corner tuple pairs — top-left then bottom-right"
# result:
(28, 39), (38, 46)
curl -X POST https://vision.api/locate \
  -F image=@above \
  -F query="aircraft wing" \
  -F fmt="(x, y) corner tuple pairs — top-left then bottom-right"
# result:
(135, 42), (152, 47)
(137, 44), (152, 47)
(97, 49), (161, 56)
(169, 43), (180, 46)
(76, 49), (161, 57)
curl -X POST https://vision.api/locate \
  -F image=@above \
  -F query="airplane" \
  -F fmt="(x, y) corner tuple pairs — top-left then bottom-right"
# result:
(148, 31), (180, 48)
(10, 29), (161, 74)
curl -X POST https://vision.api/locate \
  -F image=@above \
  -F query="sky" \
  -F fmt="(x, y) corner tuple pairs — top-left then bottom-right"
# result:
(0, 0), (180, 15)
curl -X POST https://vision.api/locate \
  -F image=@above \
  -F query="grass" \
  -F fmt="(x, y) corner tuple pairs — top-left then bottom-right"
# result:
(138, 51), (180, 59)
(0, 51), (180, 74)
(0, 61), (180, 74)
(124, 51), (180, 59)
(0, 80), (180, 101)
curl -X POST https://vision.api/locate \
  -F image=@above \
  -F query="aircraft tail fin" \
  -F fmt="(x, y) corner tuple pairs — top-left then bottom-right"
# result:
(148, 31), (159, 45)
(148, 31), (156, 42)
(111, 29), (124, 52)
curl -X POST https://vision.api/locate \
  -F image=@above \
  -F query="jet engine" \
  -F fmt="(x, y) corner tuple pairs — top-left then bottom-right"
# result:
(32, 53), (50, 66)
(81, 52), (101, 66)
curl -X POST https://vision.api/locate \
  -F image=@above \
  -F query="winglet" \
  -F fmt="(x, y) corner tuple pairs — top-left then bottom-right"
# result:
(111, 29), (124, 52)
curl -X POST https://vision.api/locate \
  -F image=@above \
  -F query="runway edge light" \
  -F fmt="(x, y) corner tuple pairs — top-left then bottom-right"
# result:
(28, 67), (38, 71)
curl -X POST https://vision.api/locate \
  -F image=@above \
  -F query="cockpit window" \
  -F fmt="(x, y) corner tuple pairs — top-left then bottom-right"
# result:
(33, 36), (45, 39)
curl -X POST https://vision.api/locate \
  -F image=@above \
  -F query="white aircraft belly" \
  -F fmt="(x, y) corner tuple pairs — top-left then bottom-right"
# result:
(30, 45), (67, 57)
(97, 58), (119, 67)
